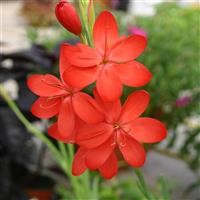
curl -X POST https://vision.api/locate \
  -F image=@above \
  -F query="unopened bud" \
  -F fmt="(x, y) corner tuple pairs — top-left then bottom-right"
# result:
(55, 0), (82, 35)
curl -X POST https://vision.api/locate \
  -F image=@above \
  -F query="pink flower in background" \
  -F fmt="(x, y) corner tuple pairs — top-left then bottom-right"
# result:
(175, 96), (192, 108)
(111, 0), (120, 9)
(128, 26), (147, 39)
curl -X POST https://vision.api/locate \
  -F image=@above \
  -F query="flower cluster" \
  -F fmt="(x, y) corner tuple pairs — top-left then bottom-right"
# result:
(27, 1), (167, 179)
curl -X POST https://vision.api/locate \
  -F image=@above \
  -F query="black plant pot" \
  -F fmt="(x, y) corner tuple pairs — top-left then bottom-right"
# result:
(24, 174), (55, 200)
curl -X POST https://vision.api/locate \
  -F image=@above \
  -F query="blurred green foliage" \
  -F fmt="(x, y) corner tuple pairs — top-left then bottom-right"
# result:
(99, 179), (143, 200)
(135, 3), (200, 126)
(56, 175), (171, 200)
(132, 2), (200, 181)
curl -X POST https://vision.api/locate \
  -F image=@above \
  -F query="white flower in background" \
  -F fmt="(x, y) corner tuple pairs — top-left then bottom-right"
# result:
(185, 115), (200, 129)
(2, 79), (19, 100)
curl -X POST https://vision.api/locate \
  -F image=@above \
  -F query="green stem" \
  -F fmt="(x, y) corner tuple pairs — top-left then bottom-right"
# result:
(59, 143), (93, 200)
(67, 143), (75, 160)
(57, 141), (69, 170)
(79, 33), (88, 44)
(87, 0), (95, 43)
(75, 0), (92, 46)
(91, 175), (100, 200)
(0, 84), (62, 164)
(65, 144), (86, 199)
(134, 168), (154, 200)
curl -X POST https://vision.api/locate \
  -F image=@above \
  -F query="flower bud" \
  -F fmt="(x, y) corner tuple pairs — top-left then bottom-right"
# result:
(55, 0), (82, 35)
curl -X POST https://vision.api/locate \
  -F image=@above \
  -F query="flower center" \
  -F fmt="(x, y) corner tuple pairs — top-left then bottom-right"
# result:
(113, 123), (121, 130)
(102, 59), (109, 65)
(110, 122), (131, 147)
(41, 78), (75, 97)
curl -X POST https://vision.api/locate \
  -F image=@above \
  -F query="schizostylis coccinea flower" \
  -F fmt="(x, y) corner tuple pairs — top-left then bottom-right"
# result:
(72, 90), (167, 179)
(62, 11), (152, 101)
(27, 45), (104, 142)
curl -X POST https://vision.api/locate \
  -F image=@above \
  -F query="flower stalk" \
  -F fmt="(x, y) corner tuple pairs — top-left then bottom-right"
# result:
(87, 0), (96, 42)
(134, 168), (155, 200)
(0, 84), (61, 162)
(75, 0), (94, 46)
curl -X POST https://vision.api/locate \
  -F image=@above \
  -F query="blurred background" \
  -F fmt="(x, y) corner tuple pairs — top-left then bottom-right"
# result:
(0, 0), (200, 200)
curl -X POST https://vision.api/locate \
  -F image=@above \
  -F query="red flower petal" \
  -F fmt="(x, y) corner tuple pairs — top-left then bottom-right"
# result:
(118, 133), (146, 167)
(27, 74), (66, 97)
(85, 136), (115, 170)
(72, 147), (87, 176)
(114, 61), (152, 87)
(120, 90), (150, 123)
(96, 67), (122, 102)
(48, 123), (74, 143)
(65, 43), (100, 67)
(99, 152), (118, 179)
(63, 65), (97, 89)
(48, 123), (60, 139)
(108, 35), (147, 63)
(93, 11), (119, 55)
(129, 117), (167, 143)
(48, 123), (73, 142)
(60, 43), (80, 57)
(49, 118), (83, 143)
(93, 88), (121, 123)
(73, 92), (104, 124)
(59, 44), (71, 81)
(76, 123), (113, 149)
(31, 97), (61, 119)
(58, 98), (75, 138)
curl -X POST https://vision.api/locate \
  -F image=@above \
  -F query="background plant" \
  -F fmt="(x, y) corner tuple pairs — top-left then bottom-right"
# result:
(112, 3), (200, 173)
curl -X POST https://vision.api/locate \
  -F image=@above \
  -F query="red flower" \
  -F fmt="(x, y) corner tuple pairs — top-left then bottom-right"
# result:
(27, 45), (104, 141)
(72, 147), (118, 179)
(48, 116), (84, 143)
(73, 90), (167, 178)
(62, 11), (152, 101)
(55, 0), (82, 35)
